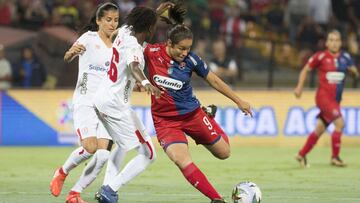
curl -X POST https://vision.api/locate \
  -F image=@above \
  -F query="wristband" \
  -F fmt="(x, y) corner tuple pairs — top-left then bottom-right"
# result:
(141, 79), (150, 86)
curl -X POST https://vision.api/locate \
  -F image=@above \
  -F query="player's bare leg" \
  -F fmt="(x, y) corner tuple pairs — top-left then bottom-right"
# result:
(204, 137), (230, 160)
(165, 143), (224, 201)
(296, 119), (326, 168)
(331, 117), (346, 167)
(50, 137), (96, 196)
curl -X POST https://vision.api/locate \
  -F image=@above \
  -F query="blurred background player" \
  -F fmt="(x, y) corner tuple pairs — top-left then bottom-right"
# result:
(50, 3), (120, 203)
(143, 4), (252, 203)
(93, 6), (165, 203)
(0, 44), (12, 91)
(294, 30), (359, 168)
(209, 38), (239, 85)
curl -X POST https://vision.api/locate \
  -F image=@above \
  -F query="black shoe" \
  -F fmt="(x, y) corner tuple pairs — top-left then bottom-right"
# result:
(202, 104), (217, 117)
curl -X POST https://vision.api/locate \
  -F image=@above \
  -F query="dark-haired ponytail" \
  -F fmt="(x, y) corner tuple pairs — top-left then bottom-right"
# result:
(162, 2), (191, 44)
(160, 1), (186, 26)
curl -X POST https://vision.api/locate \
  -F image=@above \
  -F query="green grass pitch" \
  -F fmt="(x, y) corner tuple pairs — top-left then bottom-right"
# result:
(1, 144), (360, 203)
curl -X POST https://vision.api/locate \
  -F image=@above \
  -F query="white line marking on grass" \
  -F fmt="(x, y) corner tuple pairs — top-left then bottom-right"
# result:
(265, 196), (360, 201)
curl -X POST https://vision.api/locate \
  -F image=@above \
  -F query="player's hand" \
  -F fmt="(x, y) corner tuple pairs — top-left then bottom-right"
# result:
(144, 84), (163, 99)
(237, 100), (252, 117)
(294, 87), (302, 99)
(156, 2), (174, 16)
(133, 81), (145, 92)
(354, 71), (360, 79)
(69, 44), (86, 56)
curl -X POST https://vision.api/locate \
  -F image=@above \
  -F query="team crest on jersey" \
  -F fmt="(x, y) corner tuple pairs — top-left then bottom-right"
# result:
(179, 62), (186, 70)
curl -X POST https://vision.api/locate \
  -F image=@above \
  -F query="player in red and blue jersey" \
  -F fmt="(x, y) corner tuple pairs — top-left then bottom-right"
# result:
(143, 16), (252, 203)
(294, 30), (359, 167)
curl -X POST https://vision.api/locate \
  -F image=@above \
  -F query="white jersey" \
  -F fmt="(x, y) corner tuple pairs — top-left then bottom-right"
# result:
(94, 32), (144, 118)
(72, 31), (112, 107)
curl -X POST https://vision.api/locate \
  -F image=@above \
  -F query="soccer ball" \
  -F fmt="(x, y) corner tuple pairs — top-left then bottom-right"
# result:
(231, 181), (262, 203)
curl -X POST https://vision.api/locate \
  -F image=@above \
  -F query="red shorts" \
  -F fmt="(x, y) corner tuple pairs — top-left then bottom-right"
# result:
(316, 99), (342, 126)
(152, 107), (227, 150)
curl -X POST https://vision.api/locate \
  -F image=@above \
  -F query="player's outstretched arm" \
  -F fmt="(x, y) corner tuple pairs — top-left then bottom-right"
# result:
(64, 44), (86, 63)
(294, 64), (311, 99)
(129, 62), (162, 98)
(205, 71), (252, 116)
(349, 65), (360, 78)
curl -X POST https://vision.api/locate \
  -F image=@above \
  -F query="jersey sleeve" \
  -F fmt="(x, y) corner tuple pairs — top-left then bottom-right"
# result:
(189, 52), (209, 78)
(343, 52), (355, 68)
(74, 32), (88, 46)
(307, 52), (321, 69)
(125, 45), (144, 69)
(143, 44), (150, 59)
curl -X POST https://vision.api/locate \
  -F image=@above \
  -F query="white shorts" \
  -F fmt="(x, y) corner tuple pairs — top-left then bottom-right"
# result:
(73, 105), (111, 140)
(97, 107), (151, 151)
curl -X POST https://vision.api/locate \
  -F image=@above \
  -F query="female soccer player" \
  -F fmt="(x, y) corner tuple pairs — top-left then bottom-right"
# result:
(93, 6), (165, 203)
(143, 9), (252, 203)
(50, 3), (121, 203)
(294, 30), (359, 168)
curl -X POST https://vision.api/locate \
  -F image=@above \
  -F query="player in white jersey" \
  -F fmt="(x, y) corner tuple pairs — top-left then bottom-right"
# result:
(50, 3), (122, 203)
(93, 6), (165, 203)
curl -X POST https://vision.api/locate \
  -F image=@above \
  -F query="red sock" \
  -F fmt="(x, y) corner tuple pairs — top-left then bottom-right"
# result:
(68, 190), (79, 195)
(181, 163), (221, 200)
(299, 131), (319, 157)
(331, 131), (342, 158)
(59, 167), (67, 175)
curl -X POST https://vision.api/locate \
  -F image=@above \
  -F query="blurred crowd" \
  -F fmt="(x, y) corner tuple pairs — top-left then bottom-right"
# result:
(1, 0), (360, 89)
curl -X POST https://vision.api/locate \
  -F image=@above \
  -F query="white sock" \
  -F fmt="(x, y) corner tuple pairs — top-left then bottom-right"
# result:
(109, 141), (156, 191)
(71, 149), (110, 193)
(62, 147), (92, 174)
(103, 146), (127, 185)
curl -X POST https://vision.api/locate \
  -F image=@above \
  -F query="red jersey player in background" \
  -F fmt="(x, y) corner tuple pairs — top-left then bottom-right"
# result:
(143, 4), (252, 203)
(294, 30), (359, 168)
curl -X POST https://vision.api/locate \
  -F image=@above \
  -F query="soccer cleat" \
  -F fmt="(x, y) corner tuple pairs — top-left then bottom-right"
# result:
(331, 157), (347, 167)
(295, 154), (309, 168)
(94, 191), (101, 201)
(66, 191), (87, 203)
(95, 185), (118, 203)
(202, 104), (217, 117)
(50, 167), (67, 197)
(210, 198), (227, 203)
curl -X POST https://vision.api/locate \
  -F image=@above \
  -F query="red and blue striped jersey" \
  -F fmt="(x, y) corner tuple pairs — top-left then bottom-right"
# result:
(307, 50), (354, 103)
(144, 43), (209, 117)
